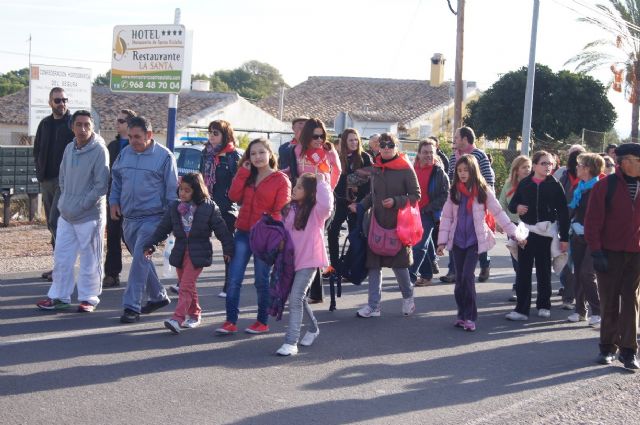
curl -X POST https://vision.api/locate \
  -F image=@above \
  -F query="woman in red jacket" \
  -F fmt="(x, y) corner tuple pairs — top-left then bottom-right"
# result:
(215, 138), (291, 335)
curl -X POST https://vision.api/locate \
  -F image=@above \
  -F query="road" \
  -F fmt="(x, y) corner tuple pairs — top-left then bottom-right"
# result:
(1, 235), (638, 424)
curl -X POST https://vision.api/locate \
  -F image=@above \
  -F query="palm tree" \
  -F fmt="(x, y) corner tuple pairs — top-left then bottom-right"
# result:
(566, 0), (640, 141)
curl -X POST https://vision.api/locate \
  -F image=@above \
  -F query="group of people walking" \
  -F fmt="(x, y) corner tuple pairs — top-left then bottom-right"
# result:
(32, 86), (640, 369)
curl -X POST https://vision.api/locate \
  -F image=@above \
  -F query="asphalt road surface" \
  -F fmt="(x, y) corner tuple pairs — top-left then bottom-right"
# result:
(1, 236), (638, 424)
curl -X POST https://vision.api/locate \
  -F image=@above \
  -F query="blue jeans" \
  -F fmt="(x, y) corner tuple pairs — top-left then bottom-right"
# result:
(409, 212), (435, 281)
(122, 217), (168, 313)
(225, 230), (271, 324)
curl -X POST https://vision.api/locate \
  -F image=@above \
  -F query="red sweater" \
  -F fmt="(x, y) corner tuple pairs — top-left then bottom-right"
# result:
(229, 167), (291, 232)
(584, 169), (640, 253)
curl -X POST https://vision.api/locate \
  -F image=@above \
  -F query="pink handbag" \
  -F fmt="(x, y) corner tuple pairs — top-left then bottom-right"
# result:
(368, 211), (402, 256)
(367, 174), (402, 256)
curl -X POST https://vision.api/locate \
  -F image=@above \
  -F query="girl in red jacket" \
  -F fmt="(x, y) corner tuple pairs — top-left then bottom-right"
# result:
(215, 138), (291, 335)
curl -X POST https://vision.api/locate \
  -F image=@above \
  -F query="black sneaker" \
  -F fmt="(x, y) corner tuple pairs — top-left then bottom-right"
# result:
(103, 275), (120, 288)
(596, 351), (616, 365)
(440, 272), (455, 283)
(478, 267), (490, 283)
(618, 353), (640, 370)
(140, 298), (171, 314)
(120, 308), (140, 323)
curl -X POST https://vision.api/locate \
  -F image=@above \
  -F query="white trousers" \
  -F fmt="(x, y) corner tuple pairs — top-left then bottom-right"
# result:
(48, 216), (105, 305)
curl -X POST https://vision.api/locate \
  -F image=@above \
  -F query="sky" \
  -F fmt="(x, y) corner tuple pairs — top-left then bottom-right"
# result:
(0, 0), (632, 136)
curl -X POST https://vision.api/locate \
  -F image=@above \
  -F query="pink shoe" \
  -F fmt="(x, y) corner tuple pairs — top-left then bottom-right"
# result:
(463, 320), (476, 332)
(454, 319), (465, 328)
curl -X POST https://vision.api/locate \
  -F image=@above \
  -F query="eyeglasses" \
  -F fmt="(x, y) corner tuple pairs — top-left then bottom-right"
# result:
(605, 162), (615, 168)
(208, 130), (221, 136)
(117, 118), (127, 124)
(312, 134), (326, 140)
(379, 141), (396, 149)
(53, 98), (69, 104)
(538, 161), (554, 167)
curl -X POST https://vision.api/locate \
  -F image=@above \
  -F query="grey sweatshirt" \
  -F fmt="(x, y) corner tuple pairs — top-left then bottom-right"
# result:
(58, 133), (110, 224)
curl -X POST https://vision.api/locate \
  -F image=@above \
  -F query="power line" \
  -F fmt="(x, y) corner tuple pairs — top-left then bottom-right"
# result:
(0, 49), (110, 64)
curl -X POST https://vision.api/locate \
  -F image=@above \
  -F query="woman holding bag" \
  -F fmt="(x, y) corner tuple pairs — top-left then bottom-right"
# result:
(349, 133), (420, 318)
(409, 139), (449, 287)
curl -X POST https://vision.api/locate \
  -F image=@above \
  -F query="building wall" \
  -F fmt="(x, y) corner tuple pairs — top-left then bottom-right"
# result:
(0, 124), (32, 146)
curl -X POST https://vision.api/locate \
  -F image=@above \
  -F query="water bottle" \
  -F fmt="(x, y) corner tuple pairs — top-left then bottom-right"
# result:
(162, 235), (175, 278)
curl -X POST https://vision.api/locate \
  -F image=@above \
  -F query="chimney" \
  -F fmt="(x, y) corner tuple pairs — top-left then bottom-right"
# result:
(430, 53), (445, 87)
(192, 79), (210, 92)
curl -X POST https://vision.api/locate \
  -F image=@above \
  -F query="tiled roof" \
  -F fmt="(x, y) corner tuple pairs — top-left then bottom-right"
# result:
(257, 76), (452, 128)
(0, 86), (239, 132)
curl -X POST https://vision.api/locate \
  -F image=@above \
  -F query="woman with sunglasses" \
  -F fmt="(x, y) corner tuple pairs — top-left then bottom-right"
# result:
(289, 118), (341, 303)
(506, 151), (570, 321)
(200, 120), (242, 298)
(325, 128), (372, 277)
(349, 133), (420, 318)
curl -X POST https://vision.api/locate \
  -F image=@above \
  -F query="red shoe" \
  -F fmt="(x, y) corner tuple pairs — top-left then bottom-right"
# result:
(77, 301), (96, 313)
(245, 321), (269, 334)
(36, 298), (70, 310)
(215, 321), (237, 335)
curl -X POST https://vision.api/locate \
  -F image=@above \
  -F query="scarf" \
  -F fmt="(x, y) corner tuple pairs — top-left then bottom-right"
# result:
(568, 176), (599, 209)
(373, 153), (412, 171)
(304, 147), (330, 173)
(456, 181), (478, 211)
(414, 162), (433, 208)
(203, 142), (235, 189)
(178, 201), (196, 233)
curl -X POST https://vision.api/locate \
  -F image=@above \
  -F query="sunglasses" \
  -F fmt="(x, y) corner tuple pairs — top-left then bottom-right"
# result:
(379, 141), (396, 149)
(53, 98), (69, 104)
(208, 130), (221, 136)
(117, 118), (127, 124)
(312, 134), (326, 140)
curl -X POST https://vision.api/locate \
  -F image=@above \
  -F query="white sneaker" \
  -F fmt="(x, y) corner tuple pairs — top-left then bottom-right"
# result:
(181, 317), (201, 328)
(164, 319), (181, 334)
(505, 311), (528, 321)
(567, 313), (586, 322)
(276, 343), (298, 356)
(588, 315), (601, 327)
(217, 291), (227, 298)
(357, 305), (381, 318)
(561, 302), (574, 310)
(402, 297), (416, 316)
(538, 309), (551, 318)
(299, 330), (319, 347)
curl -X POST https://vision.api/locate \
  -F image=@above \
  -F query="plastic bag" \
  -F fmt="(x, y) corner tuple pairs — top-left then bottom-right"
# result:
(396, 200), (424, 247)
(162, 235), (175, 278)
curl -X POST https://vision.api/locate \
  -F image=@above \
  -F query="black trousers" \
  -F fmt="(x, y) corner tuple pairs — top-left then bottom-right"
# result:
(327, 200), (357, 267)
(104, 205), (124, 277)
(515, 232), (552, 316)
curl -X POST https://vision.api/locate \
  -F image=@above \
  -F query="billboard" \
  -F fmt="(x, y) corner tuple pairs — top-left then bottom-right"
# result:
(111, 25), (186, 94)
(28, 64), (92, 136)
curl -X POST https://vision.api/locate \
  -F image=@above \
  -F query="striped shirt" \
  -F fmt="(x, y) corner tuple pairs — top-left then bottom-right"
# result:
(448, 148), (495, 188)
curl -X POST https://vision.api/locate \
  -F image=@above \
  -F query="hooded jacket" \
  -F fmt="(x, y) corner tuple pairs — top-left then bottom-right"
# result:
(57, 133), (109, 224)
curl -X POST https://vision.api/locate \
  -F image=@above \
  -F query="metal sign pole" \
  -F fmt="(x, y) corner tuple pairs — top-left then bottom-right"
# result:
(166, 8), (181, 152)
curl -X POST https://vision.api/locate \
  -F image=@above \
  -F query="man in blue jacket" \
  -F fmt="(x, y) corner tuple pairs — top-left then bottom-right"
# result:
(110, 116), (178, 323)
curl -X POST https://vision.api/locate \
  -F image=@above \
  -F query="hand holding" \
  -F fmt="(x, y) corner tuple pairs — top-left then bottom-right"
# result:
(436, 245), (445, 257)
(223, 255), (231, 263)
(242, 161), (251, 170)
(382, 198), (395, 208)
(348, 203), (358, 213)
(516, 204), (528, 216)
(560, 241), (569, 253)
(110, 204), (121, 221)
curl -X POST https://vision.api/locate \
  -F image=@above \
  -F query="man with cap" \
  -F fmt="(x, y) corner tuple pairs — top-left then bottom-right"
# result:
(585, 142), (640, 370)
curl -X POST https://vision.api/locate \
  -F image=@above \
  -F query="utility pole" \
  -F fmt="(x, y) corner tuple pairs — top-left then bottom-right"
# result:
(521, 0), (540, 155)
(166, 8), (180, 152)
(453, 0), (465, 132)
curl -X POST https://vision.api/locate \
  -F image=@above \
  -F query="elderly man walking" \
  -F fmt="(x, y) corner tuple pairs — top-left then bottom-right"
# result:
(36, 110), (109, 312)
(109, 116), (178, 323)
(585, 143), (640, 370)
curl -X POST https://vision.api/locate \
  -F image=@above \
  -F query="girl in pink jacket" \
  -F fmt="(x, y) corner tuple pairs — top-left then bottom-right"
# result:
(437, 155), (523, 331)
(276, 172), (333, 356)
